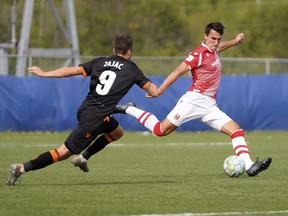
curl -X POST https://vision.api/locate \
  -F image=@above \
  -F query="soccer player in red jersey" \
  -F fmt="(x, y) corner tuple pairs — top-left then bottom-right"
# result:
(115, 22), (272, 177)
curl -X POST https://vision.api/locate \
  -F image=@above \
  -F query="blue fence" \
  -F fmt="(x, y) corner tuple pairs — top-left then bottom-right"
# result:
(0, 75), (287, 131)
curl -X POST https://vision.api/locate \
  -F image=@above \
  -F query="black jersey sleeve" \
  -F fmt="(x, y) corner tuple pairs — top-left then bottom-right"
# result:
(79, 58), (97, 76)
(134, 67), (151, 89)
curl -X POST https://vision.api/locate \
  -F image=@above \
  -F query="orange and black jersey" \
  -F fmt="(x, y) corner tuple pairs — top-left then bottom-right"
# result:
(78, 55), (150, 118)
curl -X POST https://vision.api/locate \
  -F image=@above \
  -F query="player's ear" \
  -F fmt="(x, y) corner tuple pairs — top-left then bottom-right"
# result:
(113, 48), (116, 55)
(127, 49), (132, 58)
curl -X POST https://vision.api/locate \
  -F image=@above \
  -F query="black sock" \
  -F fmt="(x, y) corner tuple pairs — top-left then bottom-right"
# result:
(23, 151), (54, 172)
(82, 134), (111, 160)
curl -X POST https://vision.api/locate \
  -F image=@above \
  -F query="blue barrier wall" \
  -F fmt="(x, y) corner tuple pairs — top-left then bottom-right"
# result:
(0, 75), (287, 131)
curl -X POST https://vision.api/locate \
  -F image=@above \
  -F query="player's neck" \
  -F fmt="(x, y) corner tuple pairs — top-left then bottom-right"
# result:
(116, 53), (131, 60)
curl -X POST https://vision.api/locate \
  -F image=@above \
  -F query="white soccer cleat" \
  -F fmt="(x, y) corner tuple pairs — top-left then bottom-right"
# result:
(7, 164), (23, 186)
(71, 156), (89, 172)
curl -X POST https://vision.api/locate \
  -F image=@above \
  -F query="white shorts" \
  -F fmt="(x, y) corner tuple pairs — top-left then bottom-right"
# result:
(167, 91), (232, 131)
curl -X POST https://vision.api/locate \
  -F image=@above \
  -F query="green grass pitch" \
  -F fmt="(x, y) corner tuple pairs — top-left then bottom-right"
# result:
(0, 131), (287, 216)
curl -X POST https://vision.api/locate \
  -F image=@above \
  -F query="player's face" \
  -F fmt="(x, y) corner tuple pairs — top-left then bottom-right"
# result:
(204, 29), (222, 51)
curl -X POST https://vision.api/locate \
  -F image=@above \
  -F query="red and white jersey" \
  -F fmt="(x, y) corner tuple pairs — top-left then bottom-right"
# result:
(184, 42), (221, 98)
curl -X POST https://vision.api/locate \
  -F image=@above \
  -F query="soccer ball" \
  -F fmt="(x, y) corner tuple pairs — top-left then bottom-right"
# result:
(223, 155), (245, 178)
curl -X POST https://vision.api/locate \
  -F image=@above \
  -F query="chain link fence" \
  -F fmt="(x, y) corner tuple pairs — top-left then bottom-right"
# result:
(0, 54), (288, 76)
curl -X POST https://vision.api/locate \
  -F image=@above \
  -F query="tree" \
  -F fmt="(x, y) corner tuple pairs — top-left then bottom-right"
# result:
(1, 0), (287, 58)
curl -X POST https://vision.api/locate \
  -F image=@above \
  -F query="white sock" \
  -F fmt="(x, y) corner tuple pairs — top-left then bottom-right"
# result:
(79, 155), (87, 163)
(231, 130), (254, 170)
(126, 107), (160, 132)
(20, 164), (25, 173)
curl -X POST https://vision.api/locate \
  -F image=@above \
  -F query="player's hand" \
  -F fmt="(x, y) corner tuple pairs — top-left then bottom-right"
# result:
(236, 33), (245, 44)
(28, 66), (45, 76)
(145, 93), (157, 98)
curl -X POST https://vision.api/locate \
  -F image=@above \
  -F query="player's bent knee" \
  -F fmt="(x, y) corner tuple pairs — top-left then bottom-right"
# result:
(153, 122), (164, 136)
(154, 132), (164, 137)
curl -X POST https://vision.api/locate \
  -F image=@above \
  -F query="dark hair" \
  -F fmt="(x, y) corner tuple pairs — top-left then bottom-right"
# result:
(205, 22), (225, 35)
(113, 33), (133, 55)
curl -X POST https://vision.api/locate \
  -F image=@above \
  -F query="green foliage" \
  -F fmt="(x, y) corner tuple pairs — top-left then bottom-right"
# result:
(74, 0), (192, 56)
(1, 0), (288, 57)
(0, 131), (287, 215)
(239, 1), (288, 58)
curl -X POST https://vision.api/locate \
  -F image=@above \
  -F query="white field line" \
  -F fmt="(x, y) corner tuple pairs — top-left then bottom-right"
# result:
(129, 210), (288, 216)
(111, 142), (232, 147)
(0, 142), (231, 147)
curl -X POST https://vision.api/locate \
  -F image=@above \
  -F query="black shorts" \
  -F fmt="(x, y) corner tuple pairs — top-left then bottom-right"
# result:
(65, 113), (119, 154)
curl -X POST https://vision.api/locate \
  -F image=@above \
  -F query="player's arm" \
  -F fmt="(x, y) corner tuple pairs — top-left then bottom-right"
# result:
(28, 66), (82, 78)
(218, 33), (245, 53)
(143, 82), (159, 98)
(158, 62), (190, 95)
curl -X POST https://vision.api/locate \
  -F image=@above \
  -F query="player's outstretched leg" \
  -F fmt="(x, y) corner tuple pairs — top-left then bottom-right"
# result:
(246, 157), (272, 177)
(113, 101), (164, 136)
(113, 101), (136, 114)
(71, 155), (89, 172)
